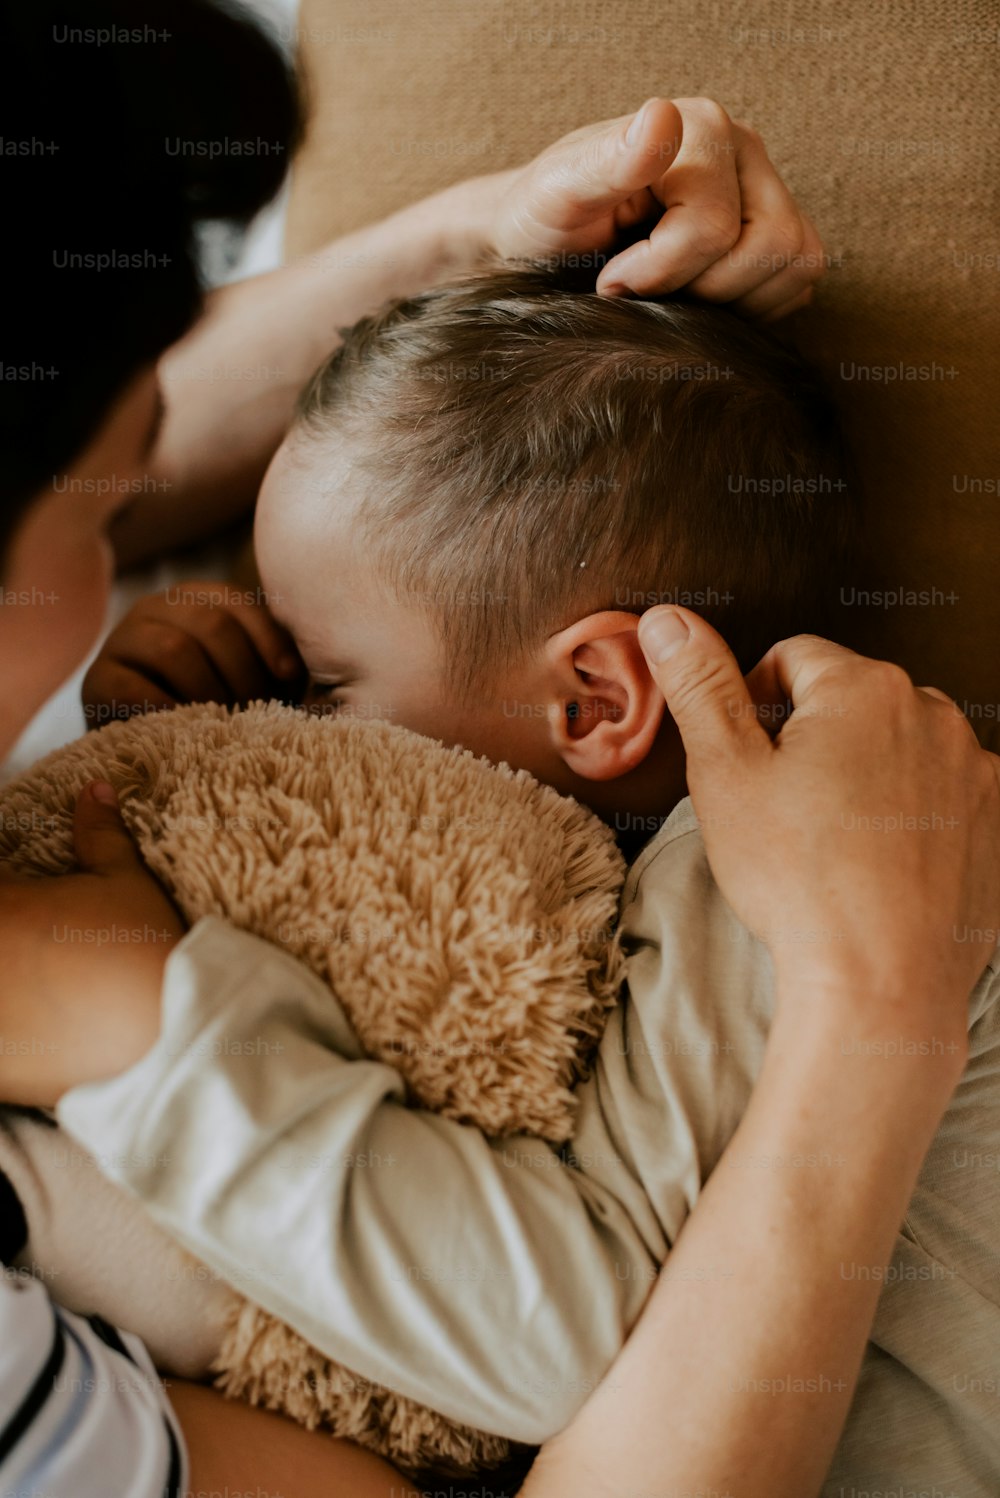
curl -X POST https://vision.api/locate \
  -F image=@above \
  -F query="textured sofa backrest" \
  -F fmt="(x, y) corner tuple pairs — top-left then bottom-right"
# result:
(286, 0), (1000, 740)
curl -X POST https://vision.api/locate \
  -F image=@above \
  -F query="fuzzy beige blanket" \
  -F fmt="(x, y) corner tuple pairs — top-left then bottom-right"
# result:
(0, 701), (626, 1476)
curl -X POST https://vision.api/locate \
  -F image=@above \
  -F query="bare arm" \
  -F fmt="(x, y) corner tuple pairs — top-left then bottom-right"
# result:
(110, 175), (500, 566)
(168, 1381), (420, 1498)
(112, 98), (824, 567)
(523, 994), (962, 1498)
(522, 613), (1000, 1498)
(172, 977), (943, 1498)
(168, 620), (994, 1498)
(170, 1009), (949, 1498)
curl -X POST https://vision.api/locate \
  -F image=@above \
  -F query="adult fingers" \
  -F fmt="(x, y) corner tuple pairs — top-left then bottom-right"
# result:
(597, 97), (742, 296)
(566, 96), (684, 211)
(757, 284), (816, 323)
(733, 212), (827, 319)
(751, 634), (884, 720)
(637, 606), (770, 768)
(685, 123), (807, 304)
(520, 97), (683, 244)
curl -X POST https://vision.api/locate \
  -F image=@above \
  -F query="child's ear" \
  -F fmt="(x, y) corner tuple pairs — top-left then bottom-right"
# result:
(545, 612), (666, 782)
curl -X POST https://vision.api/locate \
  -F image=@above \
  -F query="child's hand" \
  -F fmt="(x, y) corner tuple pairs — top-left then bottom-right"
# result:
(0, 784), (186, 1109)
(82, 581), (304, 725)
(492, 96), (824, 320)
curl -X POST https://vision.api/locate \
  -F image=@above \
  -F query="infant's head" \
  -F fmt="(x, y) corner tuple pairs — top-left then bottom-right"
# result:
(255, 268), (855, 829)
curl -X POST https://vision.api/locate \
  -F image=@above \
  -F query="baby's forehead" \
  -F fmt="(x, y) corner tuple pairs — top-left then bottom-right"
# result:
(281, 422), (354, 484)
(263, 428), (365, 527)
(258, 433), (386, 602)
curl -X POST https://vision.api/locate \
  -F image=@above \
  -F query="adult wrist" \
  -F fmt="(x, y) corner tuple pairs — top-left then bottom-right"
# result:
(769, 960), (968, 1100)
(423, 170), (517, 278)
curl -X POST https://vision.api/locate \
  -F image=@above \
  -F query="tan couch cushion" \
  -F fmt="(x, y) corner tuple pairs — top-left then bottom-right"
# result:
(286, 0), (1000, 741)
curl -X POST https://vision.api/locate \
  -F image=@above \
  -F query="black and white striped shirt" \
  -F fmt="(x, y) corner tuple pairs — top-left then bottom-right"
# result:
(0, 1273), (187, 1498)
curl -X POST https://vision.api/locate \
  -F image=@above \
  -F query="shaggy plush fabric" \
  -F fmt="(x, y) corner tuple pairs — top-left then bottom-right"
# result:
(0, 700), (626, 1476)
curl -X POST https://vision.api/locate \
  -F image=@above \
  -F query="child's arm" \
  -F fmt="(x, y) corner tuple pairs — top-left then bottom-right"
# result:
(55, 917), (657, 1444)
(0, 791), (652, 1447)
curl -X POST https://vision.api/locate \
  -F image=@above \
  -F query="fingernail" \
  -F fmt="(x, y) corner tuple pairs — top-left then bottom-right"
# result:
(639, 608), (691, 663)
(625, 101), (647, 147)
(89, 781), (118, 806)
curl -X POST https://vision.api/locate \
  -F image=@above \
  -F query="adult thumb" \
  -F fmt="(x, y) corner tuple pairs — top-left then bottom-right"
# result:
(561, 97), (683, 212)
(73, 781), (141, 875)
(637, 607), (767, 766)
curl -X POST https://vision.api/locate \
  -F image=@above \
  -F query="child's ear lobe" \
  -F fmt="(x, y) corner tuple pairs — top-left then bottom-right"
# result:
(546, 613), (666, 783)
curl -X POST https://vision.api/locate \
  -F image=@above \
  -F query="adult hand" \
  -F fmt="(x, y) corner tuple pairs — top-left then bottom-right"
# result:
(492, 96), (825, 318)
(525, 614), (997, 1498)
(0, 784), (185, 1108)
(637, 607), (1000, 1039)
(82, 581), (303, 726)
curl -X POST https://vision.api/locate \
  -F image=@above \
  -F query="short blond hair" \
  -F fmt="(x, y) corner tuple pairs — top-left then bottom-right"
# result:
(298, 267), (857, 696)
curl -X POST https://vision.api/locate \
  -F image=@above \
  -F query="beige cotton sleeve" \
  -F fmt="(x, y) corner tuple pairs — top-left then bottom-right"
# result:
(56, 916), (660, 1443)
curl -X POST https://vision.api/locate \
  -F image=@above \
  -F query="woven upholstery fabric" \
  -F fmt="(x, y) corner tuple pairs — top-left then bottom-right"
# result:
(286, 0), (1000, 741)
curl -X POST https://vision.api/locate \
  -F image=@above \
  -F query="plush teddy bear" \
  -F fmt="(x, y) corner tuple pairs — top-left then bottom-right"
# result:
(0, 701), (626, 1477)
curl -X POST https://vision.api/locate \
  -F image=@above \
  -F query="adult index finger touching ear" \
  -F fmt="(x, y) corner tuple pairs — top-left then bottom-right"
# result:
(636, 606), (770, 774)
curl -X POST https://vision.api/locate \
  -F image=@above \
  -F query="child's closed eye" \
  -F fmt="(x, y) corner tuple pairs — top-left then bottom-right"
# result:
(303, 680), (345, 713)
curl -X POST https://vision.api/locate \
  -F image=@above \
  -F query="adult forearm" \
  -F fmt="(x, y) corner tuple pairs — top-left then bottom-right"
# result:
(169, 1381), (421, 1498)
(524, 982), (962, 1498)
(111, 173), (508, 567)
(109, 97), (835, 569)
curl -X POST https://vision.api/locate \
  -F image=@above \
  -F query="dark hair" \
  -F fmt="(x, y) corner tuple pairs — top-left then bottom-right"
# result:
(0, 0), (300, 555)
(297, 267), (860, 692)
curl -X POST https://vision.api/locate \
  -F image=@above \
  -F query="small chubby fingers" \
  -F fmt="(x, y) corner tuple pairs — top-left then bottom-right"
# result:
(119, 618), (234, 705)
(177, 607), (282, 703)
(144, 583), (300, 689)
